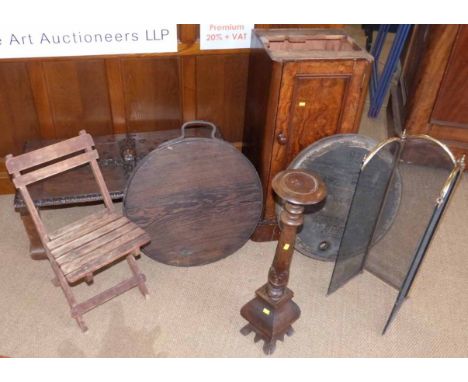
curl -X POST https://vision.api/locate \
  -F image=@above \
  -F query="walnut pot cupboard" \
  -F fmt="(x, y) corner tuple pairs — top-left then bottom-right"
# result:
(243, 29), (372, 241)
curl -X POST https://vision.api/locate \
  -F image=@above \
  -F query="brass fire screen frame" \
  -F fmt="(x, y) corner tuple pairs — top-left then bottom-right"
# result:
(327, 132), (465, 334)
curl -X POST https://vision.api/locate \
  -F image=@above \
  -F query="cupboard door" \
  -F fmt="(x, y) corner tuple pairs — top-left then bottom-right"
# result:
(264, 61), (367, 220)
(286, 74), (350, 157)
(273, 61), (359, 172)
(430, 25), (468, 143)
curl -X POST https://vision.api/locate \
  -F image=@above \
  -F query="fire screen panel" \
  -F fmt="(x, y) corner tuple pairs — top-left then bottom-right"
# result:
(327, 139), (402, 294)
(365, 137), (456, 290)
(327, 134), (464, 333)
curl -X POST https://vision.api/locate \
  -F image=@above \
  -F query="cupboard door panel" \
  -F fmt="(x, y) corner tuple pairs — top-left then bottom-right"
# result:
(121, 57), (181, 132)
(431, 25), (468, 127)
(42, 60), (113, 138)
(196, 54), (249, 143)
(266, 62), (357, 222)
(287, 74), (349, 157)
(0, 62), (40, 156)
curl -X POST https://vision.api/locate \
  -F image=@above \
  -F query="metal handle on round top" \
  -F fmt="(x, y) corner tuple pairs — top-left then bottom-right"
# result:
(277, 132), (287, 145)
(180, 120), (218, 139)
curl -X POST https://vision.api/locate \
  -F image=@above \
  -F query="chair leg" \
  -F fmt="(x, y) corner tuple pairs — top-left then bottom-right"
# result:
(127, 253), (149, 298)
(49, 260), (88, 331)
(49, 253), (147, 332)
(75, 315), (88, 332)
(85, 272), (94, 285)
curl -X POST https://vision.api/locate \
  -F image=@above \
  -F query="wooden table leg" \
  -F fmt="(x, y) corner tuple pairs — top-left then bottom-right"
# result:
(18, 207), (46, 260)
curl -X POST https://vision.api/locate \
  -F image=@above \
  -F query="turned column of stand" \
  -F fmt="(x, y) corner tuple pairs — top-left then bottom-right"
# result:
(240, 169), (326, 355)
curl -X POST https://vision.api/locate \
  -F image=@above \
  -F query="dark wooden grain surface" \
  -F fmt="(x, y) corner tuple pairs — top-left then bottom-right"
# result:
(390, 24), (468, 160)
(431, 25), (468, 131)
(404, 25), (459, 136)
(14, 130), (180, 208)
(124, 134), (262, 266)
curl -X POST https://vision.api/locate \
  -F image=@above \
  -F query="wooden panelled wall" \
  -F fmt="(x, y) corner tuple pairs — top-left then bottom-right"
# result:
(0, 24), (341, 193)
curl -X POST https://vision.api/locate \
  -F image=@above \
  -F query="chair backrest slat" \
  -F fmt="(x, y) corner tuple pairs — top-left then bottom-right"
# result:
(88, 155), (114, 211)
(5, 130), (115, 243)
(5, 133), (94, 174)
(11, 150), (98, 188)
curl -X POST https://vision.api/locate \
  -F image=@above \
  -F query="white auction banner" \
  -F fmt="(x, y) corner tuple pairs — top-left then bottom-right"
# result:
(200, 24), (254, 50)
(0, 24), (178, 59)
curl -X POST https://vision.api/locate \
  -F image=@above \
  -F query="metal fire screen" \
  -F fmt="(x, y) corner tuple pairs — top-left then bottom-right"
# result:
(328, 133), (465, 333)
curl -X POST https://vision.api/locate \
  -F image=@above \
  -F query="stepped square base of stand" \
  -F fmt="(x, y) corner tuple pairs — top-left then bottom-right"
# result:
(240, 284), (300, 355)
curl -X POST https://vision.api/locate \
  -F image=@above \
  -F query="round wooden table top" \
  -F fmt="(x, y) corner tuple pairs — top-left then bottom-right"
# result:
(123, 121), (263, 267)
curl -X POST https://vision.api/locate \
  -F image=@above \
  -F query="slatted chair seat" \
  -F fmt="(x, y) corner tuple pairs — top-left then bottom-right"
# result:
(5, 130), (151, 332)
(47, 211), (150, 283)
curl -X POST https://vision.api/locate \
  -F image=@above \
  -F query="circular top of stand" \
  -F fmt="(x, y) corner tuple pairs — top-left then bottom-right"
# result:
(272, 169), (327, 205)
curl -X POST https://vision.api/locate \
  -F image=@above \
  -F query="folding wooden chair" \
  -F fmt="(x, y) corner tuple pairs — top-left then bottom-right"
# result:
(5, 130), (150, 332)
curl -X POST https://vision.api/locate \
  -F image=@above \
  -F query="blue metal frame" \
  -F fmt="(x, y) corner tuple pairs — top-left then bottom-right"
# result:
(368, 24), (412, 118)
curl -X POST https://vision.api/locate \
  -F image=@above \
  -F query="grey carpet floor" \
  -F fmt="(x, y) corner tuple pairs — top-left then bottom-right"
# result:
(0, 168), (466, 357)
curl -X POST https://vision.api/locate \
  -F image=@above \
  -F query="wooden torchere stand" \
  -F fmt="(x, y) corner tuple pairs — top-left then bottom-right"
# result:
(240, 169), (326, 355)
